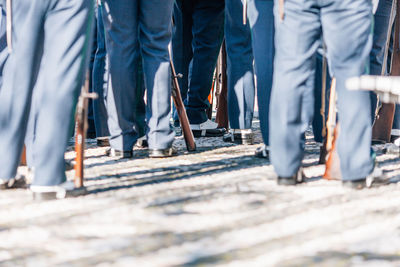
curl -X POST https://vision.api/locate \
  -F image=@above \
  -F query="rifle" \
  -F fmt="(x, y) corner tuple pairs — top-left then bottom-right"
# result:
(168, 44), (196, 152)
(323, 125), (342, 180)
(20, 145), (26, 166)
(206, 69), (217, 120)
(325, 78), (337, 154)
(322, 78), (342, 180)
(371, 0), (398, 143)
(215, 41), (229, 129)
(319, 46), (328, 164)
(74, 71), (97, 188)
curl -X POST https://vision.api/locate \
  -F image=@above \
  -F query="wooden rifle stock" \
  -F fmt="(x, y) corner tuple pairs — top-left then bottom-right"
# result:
(372, 0), (399, 143)
(372, 103), (395, 143)
(215, 41), (229, 129)
(20, 146), (27, 166)
(168, 45), (196, 152)
(74, 72), (97, 188)
(323, 124), (342, 180)
(206, 70), (217, 120)
(325, 78), (337, 153)
(323, 78), (342, 180)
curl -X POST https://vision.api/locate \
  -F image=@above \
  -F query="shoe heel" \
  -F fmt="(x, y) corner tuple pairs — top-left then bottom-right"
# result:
(33, 192), (57, 201)
(277, 178), (297, 186)
(242, 137), (254, 145)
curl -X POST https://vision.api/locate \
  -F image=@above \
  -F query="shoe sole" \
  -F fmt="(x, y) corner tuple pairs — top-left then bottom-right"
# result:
(223, 136), (254, 145)
(192, 129), (226, 137)
(277, 170), (304, 186)
(277, 178), (298, 186)
(383, 146), (400, 155)
(0, 178), (27, 190)
(255, 153), (268, 159)
(254, 148), (268, 159)
(106, 149), (133, 159)
(33, 192), (58, 201)
(32, 187), (87, 201)
(342, 181), (367, 190)
(97, 141), (110, 147)
(149, 154), (174, 158)
(149, 150), (177, 158)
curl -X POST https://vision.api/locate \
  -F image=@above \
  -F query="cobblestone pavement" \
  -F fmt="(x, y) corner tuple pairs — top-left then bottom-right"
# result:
(2, 120), (400, 266)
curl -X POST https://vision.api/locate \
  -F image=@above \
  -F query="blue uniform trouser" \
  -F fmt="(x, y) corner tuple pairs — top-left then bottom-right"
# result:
(369, 0), (400, 130)
(172, 0), (191, 119)
(101, 0), (174, 151)
(370, 0), (392, 76)
(93, 5), (146, 139)
(270, 0), (374, 180)
(247, 0), (274, 145)
(0, 0), (93, 185)
(369, 0), (391, 123)
(172, 0), (225, 124)
(86, 4), (97, 139)
(225, 0), (255, 130)
(92, 5), (110, 138)
(133, 58), (147, 138)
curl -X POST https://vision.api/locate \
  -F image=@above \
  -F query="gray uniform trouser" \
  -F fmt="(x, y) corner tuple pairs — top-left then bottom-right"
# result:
(0, 4), (6, 88)
(225, 0), (255, 130)
(101, 0), (175, 151)
(0, 0), (93, 186)
(270, 0), (374, 180)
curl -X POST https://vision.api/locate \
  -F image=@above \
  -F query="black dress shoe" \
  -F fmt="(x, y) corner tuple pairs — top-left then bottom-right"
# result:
(190, 119), (226, 137)
(193, 128), (226, 137)
(0, 175), (27, 190)
(255, 145), (269, 159)
(87, 131), (97, 139)
(149, 147), (177, 158)
(223, 129), (254, 145)
(343, 162), (383, 189)
(135, 136), (148, 148)
(97, 137), (110, 147)
(65, 160), (74, 171)
(342, 178), (366, 190)
(31, 181), (87, 201)
(106, 148), (133, 158)
(390, 134), (400, 143)
(173, 120), (180, 128)
(277, 169), (304, 186)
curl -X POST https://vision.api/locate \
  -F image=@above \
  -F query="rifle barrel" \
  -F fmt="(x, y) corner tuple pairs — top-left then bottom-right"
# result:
(168, 44), (196, 152)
